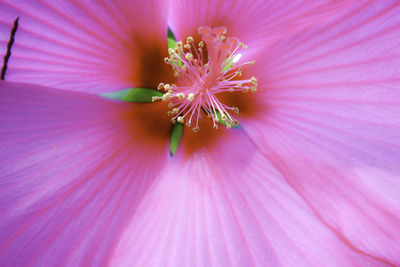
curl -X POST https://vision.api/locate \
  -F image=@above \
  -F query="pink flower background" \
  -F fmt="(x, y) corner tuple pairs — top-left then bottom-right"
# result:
(0, 0), (400, 266)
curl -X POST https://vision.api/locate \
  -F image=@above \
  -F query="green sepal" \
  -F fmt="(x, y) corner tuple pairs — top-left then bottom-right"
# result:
(167, 27), (177, 49)
(99, 89), (131, 100)
(168, 37), (177, 49)
(214, 109), (240, 128)
(222, 56), (236, 72)
(100, 88), (163, 102)
(169, 123), (184, 156)
(122, 88), (163, 102)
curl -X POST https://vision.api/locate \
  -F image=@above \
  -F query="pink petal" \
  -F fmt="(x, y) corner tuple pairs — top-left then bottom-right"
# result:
(0, 0), (170, 93)
(110, 130), (387, 266)
(243, 1), (400, 264)
(0, 81), (169, 266)
(168, 0), (359, 56)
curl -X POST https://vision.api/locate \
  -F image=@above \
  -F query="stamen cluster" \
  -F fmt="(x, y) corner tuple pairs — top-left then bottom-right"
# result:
(154, 26), (257, 132)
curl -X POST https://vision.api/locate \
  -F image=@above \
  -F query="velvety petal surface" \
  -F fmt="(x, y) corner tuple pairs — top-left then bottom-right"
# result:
(0, 0), (170, 93)
(241, 1), (400, 265)
(0, 81), (169, 266)
(168, 0), (359, 56)
(110, 129), (388, 267)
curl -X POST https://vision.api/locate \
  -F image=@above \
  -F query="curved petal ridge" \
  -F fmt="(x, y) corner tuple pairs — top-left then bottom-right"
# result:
(0, 81), (169, 266)
(110, 130), (387, 266)
(239, 1), (400, 264)
(0, 0), (169, 93)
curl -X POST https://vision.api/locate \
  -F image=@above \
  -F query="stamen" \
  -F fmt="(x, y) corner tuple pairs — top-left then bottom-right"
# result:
(160, 26), (257, 132)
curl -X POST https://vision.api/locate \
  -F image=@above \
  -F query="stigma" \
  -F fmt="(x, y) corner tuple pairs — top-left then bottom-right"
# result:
(155, 26), (257, 132)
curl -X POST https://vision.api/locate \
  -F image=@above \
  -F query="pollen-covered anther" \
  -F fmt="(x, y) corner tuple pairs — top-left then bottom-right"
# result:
(157, 83), (165, 90)
(176, 93), (185, 100)
(187, 93), (195, 101)
(162, 92), (171, 101)
(185, 53), (193, 61)
(161, 26), (258, 132)
(186, 36), (194, 43)
(177, 116), (184, 124)
(172, 108), (179, 115)
(152, 96), (161, 102)
(239, 42), (248, 49)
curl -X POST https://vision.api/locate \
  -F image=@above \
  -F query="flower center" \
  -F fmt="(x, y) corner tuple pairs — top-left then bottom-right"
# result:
(155, 26), (257, 132)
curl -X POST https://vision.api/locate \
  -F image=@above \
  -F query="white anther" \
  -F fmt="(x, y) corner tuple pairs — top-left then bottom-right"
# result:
(185, 53), (193, 61)
(152, 96), (161, 102)
(187, 93), (195, 101)
(176, 93), (185, 100)
(162, 93), (171, 101)
(239, 42), (248, 49)
(177, 116), (184, 124)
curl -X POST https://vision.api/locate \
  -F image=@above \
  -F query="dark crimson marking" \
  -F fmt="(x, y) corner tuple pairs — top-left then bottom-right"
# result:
(1, 17), (19, 80)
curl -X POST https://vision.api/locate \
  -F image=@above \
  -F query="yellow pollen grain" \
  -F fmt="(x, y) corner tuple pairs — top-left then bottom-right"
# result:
(162, 93), (171, 101)
(185, 53), (193, 61)
(239, 42), (248, 49)
(187, 93), (195, 101)
(176, 93), (185, 100)
(186, 36), (194, 43)
(177, 116), (184, 124)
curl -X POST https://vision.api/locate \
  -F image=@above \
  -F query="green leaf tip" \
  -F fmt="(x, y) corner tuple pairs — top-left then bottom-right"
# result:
(100, 88), (163, 102)
(122, 88), (163, 102)
(170, 123), (184, 156)
(168, 27), (177, 49)
(99, 89), (131, 100)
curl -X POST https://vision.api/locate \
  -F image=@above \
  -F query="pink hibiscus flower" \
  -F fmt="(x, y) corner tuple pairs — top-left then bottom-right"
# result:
(1, 0), (400, 266)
